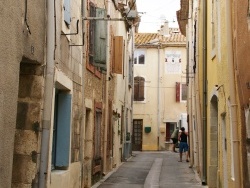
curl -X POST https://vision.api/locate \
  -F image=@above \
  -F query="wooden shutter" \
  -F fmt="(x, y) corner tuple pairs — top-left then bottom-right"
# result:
(176, 82), (180, 102)
(139, 77), (145, 101)
(113, 36), (124, 74)
(134, 77), (145, 101)
(134, 77), (139, 100)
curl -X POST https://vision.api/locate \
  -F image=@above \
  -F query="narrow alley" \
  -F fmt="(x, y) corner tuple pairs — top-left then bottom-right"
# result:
(93, 151), (205, 188)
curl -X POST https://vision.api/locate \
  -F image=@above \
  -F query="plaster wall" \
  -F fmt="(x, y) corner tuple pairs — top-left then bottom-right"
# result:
(51, 162), (81, 188)
(134, 44), (187, 150)
(134, 48), (160, 150)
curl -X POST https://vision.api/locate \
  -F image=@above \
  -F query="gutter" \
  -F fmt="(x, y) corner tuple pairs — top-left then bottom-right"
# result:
(225, 0), (241, 186)
(202, 0), (207, 185)
(39, 0), (55, 187)
(80, 0), (85, 187)
(157, 45), (160, 151)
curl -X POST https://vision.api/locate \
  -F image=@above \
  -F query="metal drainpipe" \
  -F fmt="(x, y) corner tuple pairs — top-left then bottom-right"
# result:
(202, 0), (207, 185)
(131, 28), (135, 156)
(225, 0), (241, 187)
(103, 0), (111, 174)
(157, 45), (160, 151)
(39, 0), (55, 187)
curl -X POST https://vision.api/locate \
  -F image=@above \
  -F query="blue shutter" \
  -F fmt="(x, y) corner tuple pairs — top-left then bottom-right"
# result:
(64, 0), (71, 25)
(94, 8), (107, 70)
(55, 93), (71, 168)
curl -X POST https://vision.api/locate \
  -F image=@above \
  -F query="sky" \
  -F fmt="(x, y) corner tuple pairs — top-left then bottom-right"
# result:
(136, 0), (180, 33)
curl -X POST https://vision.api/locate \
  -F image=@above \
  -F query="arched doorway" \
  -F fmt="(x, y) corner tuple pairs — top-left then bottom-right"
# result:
(208, 95), (218, 187)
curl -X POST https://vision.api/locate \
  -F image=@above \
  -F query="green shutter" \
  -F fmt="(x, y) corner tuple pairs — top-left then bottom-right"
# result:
(94, 8), (107, 70)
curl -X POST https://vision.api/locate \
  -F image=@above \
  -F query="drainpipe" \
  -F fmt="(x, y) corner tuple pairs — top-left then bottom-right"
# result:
(39, 0), (55, 187)
(80, 0), (85, 187)
(202, 0), (207, 185)
(157, 45), (160, 151)
(225, 0), (241, 187)
(131, 28), (135, 156)
(103, 0), (111, 174)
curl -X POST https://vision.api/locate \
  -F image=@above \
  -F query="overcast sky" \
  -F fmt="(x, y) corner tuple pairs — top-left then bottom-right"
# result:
(136, 0), (180, 33)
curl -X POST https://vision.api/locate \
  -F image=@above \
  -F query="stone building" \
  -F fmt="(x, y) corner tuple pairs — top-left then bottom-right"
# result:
(0, 0), (137, 187)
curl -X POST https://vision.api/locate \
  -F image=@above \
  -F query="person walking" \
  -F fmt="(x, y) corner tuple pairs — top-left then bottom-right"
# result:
(178, 127), (189, 162)
(170, 128), (179, 152)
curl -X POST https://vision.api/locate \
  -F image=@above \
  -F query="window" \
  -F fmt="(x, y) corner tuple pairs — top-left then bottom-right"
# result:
(134, 50), (145, 64)
(176, 82), (187, 102)
(113, 36), (124, 74)
(89, 3), (96, 65)
(165, 122), (177, 141)
(92, 103), (102, 174)
(134, 76), (145, 101)
(52, 90), (72, 169)
(211, 0), (217, 52)
(63, 0), (71, 26)
(128, 58), (133, 87)
(87, 4), (107, 75)
(181, 83), (187, 101)
(94, 110), (102, 158)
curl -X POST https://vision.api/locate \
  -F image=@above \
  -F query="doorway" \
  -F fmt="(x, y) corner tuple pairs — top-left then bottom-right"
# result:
(132, 119), (142, 151)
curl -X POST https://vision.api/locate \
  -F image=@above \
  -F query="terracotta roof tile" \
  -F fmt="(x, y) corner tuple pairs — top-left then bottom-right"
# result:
(135, 28), (186, 46)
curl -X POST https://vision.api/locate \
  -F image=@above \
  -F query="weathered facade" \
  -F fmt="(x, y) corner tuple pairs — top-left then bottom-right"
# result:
(0, 0), (137, 187)
(181, 0), (250, 187)
(0, 0), (46, 187)
(133, 23), (187, 151)
(83, 0), (136, 186)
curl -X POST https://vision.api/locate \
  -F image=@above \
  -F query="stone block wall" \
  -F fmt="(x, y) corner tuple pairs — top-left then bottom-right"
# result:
(12, 62), (44, 187)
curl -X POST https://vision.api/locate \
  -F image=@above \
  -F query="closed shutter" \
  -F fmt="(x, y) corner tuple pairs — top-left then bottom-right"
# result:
(113, 36), (123, 74)
(134, 77), (139, 100)
(139, 78), (145, 101)
(134, 77), (145, 101)
(176, 82), (180, 102)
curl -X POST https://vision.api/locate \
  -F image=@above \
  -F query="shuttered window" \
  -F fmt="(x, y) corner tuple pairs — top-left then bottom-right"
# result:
(94, 8), (107, 71)
(113, 36), (124, 74)
(176, 82), (187, 102)
(64, 0), (71, 25)
(134, 76), (145, 101)
(134, 50), (145, 64)
(176, 82), (180, 102)
(52, 91), (72, 169)
(181, 83), (187, 101)
(89, 3), (96, 65)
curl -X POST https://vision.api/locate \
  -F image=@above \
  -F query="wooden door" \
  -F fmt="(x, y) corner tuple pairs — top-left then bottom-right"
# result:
(132, 119), (143, 151)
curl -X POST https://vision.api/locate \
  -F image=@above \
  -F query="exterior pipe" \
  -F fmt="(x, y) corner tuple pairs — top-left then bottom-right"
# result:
(157, 45), (160, 151)
(202, 0), (207, 185)
(103, 0), (111, 174)
(225, 0), (241, 187)
(39, 0), (55, 187)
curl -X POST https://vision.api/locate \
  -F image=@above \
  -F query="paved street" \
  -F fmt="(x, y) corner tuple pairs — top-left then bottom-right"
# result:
(93, 151), (206, 188)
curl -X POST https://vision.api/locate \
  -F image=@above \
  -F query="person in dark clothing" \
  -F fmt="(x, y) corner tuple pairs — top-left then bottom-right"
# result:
(178, 127), (189, 162)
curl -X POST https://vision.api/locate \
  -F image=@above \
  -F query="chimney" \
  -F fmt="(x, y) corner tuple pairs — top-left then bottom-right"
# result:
(159, 21), (170, 37)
